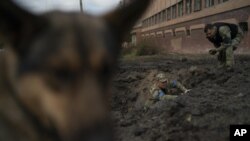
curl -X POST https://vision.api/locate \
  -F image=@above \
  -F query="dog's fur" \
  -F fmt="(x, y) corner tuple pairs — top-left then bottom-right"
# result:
(0, 0), (151, 141)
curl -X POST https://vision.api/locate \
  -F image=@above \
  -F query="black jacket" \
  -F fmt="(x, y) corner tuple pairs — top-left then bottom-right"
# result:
(207, 22), (238, 47)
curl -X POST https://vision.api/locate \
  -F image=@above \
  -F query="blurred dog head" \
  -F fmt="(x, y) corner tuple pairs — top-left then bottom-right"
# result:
(0, 0), (151, 140)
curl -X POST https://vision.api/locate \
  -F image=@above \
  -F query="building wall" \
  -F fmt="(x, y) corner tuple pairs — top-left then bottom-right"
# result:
(131, 0), (250, 53)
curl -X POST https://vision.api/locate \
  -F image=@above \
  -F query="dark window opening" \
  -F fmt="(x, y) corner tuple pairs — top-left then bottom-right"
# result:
(186, 0), (192, 14)
(172, 5), (177, 19)
(178, 1), (184, 17)
(167, 8), (171, 20)
(163, 10), (166, 21)
(173, 31), (176, 37)
(186, 29), (191, 36)
(205, 0), (214, 8)
(239, 22), (248, 32)
(194, 0), (202, 11)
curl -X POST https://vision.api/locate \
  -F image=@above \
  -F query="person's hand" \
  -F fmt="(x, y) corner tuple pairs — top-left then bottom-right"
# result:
(169, 89), (177, 94)
(184, 89), (191, 94)
(233, 46), (237, 51)
(209, 49), (217, 55)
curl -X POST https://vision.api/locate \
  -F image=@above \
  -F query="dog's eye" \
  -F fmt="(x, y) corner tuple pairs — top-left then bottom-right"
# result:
(53, 69), (76, 82)
(46, 68), (76, 91)
(98, 64), (112, 85)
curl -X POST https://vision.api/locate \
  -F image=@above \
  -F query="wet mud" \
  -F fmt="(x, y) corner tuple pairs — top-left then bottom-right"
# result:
(111, 54), (250, 141)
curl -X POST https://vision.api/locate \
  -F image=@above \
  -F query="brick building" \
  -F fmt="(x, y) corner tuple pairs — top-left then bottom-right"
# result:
(124, 0), (250, 53)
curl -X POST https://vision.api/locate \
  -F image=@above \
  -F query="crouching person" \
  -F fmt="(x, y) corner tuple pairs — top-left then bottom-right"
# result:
(144, 72), (190, 111)
(204, 22), (244, 70)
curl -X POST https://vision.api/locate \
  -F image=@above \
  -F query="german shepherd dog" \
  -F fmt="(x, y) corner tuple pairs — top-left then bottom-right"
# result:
(0, 0), (151, 141)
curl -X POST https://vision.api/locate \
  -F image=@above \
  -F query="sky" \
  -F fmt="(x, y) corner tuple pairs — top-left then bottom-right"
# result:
(14, 0), (121, 15)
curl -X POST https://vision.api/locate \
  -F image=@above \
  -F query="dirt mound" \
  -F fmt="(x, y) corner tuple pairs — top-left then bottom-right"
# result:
(111, 55), (250, 141)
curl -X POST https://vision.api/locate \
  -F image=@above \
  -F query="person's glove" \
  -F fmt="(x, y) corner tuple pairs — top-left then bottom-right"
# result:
(233, 46), (237, 51)
(169, 89), (178, 94)
(143, 106), (149, 112)
(182, 89), (191, 95)
(209, 49), (217, 55)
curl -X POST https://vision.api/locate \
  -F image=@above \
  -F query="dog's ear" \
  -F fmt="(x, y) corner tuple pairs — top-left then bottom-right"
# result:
(103, 0), (151, 42)
(0, 0), (46, 56)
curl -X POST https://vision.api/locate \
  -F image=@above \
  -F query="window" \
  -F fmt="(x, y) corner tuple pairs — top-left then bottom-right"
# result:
(156, 14), (159, 23)
(186, 0), (192, 14)
(160, 12), (163, 22)
(154, 15), (157, 24)
(163, 10), (166, 21)
(178, 1), (183, 17)
(131, 34), (137, 46)
(158, 13), (161, 23)
(186, 29), (191, 36)
(167, 8), (171, 20)
(159, 13), (162, 23)
(173, 31), (176, 37)
(205, 0), (214, 7)
(239, 22), (248, 32)
(219, 0), (229, 3)
(172, 5), (177, 19)
(194, 0), (201, 11)
(145, 20), (147, 27)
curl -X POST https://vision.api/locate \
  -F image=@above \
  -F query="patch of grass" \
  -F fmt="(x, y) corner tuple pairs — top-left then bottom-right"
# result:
(121, 43), (161, 57)
(135, 43), (159, 56)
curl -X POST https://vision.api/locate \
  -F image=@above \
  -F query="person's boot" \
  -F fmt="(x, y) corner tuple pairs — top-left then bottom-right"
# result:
(217, 61), (225, 70)
(225, 65), (234, 72)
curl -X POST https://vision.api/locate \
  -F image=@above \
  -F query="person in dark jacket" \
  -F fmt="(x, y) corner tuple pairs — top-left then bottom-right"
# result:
(204, 22), (244, 70)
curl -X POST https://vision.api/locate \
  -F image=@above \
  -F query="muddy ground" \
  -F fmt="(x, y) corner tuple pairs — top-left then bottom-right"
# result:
(111, 54), (250, 141)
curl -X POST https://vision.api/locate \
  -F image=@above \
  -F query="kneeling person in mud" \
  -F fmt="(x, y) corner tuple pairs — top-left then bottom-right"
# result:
(144, 73), (190, 110)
